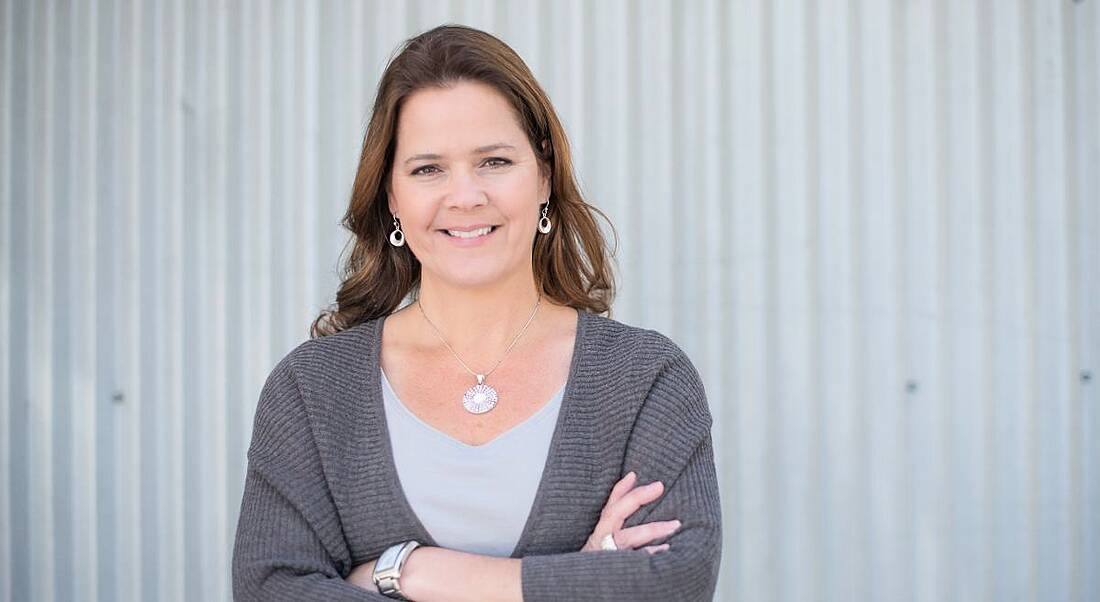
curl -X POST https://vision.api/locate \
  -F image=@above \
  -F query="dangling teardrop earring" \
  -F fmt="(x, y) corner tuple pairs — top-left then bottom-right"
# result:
(389, 214), (405, 247)
(537, 200), (553, 234)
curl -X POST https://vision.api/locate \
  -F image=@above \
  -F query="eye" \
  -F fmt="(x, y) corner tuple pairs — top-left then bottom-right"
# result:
(410, 158), (511, 177)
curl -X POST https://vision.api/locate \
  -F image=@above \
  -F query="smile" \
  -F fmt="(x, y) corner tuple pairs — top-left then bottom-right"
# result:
(437, 225), (499, 246)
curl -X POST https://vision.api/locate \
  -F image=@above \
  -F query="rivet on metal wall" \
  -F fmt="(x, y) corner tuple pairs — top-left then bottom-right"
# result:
(1082, 370), (1093, 384)
(905, 380), (919, 394)
(112, 391), (125, 404)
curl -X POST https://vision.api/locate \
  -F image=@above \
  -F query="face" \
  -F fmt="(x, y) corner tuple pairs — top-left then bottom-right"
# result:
(387, 80), (550, 290)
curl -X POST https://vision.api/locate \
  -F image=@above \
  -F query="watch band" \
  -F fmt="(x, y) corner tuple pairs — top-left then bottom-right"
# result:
(372, 540), (421, 600)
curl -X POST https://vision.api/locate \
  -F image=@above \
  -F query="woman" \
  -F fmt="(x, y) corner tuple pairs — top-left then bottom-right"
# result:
(232, 24), (722, 602)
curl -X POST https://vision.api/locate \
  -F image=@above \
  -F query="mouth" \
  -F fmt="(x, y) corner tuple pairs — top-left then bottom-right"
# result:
(436, 224), (500, 245)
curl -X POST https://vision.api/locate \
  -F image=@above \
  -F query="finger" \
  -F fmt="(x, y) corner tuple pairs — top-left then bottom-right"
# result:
(604, 480), (664, 527)
(644, 544), (670, 554)
(612, 520), (681, 549)
(605, 471), (637, 507)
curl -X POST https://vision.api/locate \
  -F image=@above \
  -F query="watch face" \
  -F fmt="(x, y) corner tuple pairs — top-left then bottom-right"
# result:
(376, 546), (402, 574)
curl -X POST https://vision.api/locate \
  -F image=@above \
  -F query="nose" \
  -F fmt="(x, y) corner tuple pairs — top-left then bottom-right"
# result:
(443, 167), (488, 210)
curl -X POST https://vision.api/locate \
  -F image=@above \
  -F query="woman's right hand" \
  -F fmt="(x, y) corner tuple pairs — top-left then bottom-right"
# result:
(581, 471), (681, 555)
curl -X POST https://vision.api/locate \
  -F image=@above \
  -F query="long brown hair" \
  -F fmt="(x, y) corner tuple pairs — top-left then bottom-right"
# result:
(310, 24), (618, 338)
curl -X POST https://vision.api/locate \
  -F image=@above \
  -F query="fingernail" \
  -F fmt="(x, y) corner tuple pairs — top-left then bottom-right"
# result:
(671, 520), (682, 528)
(649, 481), (663, 489)
(627, 471), (636, 479)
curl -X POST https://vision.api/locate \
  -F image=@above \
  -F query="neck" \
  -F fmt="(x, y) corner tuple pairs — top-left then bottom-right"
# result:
(412, 269), (544, 362)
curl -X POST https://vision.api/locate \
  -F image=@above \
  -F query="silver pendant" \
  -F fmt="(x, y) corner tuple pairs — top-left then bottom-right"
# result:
(462, 373), (498, 414)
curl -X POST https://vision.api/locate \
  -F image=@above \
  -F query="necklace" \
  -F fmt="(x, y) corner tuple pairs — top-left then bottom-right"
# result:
(416, 293), (542, 415)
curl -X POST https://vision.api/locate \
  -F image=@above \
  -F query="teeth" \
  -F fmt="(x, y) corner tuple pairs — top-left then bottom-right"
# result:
(446, 226), (493, 238)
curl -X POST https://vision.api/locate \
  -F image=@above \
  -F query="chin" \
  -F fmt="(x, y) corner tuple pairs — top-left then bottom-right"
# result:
(434, 260), (501, 281)
(431, 258), (519, 289)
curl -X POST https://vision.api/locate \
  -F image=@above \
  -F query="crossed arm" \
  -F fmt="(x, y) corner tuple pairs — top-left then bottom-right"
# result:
(232, 345), (722, 601)
(232, 429), (721, 601)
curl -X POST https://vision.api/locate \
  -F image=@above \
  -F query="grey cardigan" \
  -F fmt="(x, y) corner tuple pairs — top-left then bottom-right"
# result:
(232, 308), (723, 601)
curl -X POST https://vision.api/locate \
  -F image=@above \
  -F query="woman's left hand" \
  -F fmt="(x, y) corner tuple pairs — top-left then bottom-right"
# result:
(347, 559), (379, 593)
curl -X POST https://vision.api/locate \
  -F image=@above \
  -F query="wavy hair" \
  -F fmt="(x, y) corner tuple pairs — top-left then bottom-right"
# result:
(311, 24), (618, 338)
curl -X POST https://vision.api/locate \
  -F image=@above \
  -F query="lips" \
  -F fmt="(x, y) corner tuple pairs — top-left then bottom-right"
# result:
(438, 224), (499, 234)
(438, 225), (499, 237)
(437, 224), (500, 245)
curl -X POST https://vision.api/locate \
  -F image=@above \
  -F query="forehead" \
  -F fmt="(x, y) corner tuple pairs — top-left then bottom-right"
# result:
(395, 81), (525, 152)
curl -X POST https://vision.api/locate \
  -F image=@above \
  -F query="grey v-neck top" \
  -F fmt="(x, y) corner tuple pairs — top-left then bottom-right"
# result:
(380, 366), (566, 557)
(233, 308), (723, 601)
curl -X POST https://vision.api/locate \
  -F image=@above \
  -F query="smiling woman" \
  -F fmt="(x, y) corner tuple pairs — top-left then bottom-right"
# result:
(305, 23), (617, 334)
(386, 80), (551, 286)
(232, 23), (723, 602)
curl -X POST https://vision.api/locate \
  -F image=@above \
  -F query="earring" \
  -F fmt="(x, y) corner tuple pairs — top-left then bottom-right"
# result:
(537, 200), (553, 234)
(389, 214), (405, 247)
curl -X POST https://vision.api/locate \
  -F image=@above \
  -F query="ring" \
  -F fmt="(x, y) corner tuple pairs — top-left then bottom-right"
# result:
(600, 533), (618, 551)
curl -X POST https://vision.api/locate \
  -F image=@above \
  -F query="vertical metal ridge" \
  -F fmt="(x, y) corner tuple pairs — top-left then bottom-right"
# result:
(51, 0), (77, 600)
(803, 0), (824, 596)
(974, 1), (998, 600)
(889, 0), (910, 591)
(1077, 5), (1100, 602)
(92, 0), (119, 598)
(6, 0), (28, 592)
(1020, 0), (1041, 598)
(624, 0), (639, 322)
(1060, 4), (1084, 602)
(760, 0), (780, 598)
(32, 0), (56, 599)
(137, 0), (161, 594)
(222, 3), (249, 598)
(73, 0), (100, 597)
(118, 0), (142, 597)
(212, 0), (234, 596)
(669, 0), (685, 341)
(0, 0), (14, 593)
(933, 0), (952, 592)
(847, 0), (868, 592)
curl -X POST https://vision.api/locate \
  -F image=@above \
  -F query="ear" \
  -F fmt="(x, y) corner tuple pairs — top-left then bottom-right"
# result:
(385, 173), (397, 216)
(538, 139), (552, 202)
(538, 171), (551, 206)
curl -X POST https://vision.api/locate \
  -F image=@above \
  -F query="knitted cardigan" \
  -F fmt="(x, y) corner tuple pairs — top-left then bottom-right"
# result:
(232, 308), (723, 600)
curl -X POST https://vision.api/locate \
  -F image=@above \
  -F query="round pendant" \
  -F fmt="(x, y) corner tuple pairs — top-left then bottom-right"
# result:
(462, 379), (498, 414)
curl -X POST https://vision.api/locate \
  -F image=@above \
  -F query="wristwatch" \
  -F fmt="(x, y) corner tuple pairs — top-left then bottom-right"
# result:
(372, 540), (421, 600)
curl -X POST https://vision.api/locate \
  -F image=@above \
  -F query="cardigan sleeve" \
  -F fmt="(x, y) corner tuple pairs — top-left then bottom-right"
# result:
(232, 352), (391, 602)
(520, 342), (724, 601)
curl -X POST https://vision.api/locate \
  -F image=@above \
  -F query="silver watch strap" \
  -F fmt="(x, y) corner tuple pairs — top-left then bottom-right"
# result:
(373, 540), (421, 599)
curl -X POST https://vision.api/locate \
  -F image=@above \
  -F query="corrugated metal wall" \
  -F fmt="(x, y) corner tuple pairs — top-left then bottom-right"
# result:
(2, 1), (1097, 601)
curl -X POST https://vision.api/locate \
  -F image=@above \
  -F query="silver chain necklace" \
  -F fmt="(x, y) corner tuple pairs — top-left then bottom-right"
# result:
(416, 293), (542, 415)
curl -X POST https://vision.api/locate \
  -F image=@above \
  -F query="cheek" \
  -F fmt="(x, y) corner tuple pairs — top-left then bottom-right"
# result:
(389, 185), (431, 225)
(495, 179), (541, 215)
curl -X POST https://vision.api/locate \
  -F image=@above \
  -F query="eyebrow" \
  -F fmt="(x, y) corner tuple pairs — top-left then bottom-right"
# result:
(403, 143), (517, 165)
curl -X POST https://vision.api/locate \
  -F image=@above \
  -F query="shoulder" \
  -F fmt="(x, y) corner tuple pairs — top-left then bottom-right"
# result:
(249, 320), (375, 458)
(583, 312), (711, 427)
(584, 314), (714, 479)
(584, 312), (702, 379)
(278, 320), (372, 377)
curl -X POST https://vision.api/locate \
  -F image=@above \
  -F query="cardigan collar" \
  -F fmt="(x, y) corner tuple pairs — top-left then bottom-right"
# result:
(350, 306), (594, 559)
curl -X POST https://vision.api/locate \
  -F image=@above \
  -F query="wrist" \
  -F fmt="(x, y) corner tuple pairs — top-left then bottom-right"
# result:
(398, 545), (438, 601)
(348, 561), (379, 591)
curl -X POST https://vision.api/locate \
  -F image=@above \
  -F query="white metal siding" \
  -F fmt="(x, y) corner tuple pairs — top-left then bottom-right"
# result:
(1, 1), (1097, 601)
